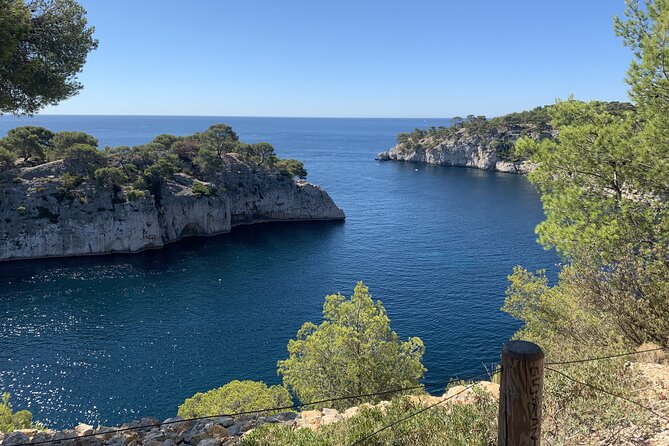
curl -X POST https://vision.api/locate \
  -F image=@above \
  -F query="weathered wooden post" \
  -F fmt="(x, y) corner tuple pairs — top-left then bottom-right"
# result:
(498, 340), (544, 446)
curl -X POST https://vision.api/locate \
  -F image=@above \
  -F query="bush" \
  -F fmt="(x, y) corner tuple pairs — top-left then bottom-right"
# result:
(94, 167), (128, 190)
(0, 146), (17, 170)
(242, 390), (497, 446)
(278, 282), (425, 410)
(63, 144), (105, 176)
(0, 393), (36, 433)
(51, 131), (98, 157)
(275, 159), (307, 179)
(126, 189), (146, 201)
(191, 181), (216, 197)
(177, 380), (292, 418)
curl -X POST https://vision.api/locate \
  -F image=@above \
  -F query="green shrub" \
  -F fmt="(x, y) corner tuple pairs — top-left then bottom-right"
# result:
(94, 167), (128, 190)
(51, 131), (98, 157)
(191, 181), (216, 197)
(126, 189), (146, 201)
(0, 393), (36, 433)
(0, 146), (16, 171)
(178, 380), (292, 418)
(60, 173), (84, 190)
(63, 144), (106, 175)
(275, 159), (307, 179)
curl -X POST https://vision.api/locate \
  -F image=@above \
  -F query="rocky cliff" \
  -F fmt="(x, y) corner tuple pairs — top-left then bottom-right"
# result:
(0, 155), (344, 262)
(378, 123), (551, 174)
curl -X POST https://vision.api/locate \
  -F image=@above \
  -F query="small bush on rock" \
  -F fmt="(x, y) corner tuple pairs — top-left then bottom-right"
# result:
(178, 380), (293, 418)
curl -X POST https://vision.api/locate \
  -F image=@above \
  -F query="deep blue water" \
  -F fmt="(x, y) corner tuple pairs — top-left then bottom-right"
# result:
(0, 116), (557, 428)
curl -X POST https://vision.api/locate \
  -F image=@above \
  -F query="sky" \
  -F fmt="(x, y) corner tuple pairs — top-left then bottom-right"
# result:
(43, 0), (633, 118)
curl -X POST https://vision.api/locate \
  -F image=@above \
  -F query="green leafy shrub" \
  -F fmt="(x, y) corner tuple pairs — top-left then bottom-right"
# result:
(0, 393), (36, 433)
(94, 167), (128, 190)
(126, 189), (146, 201)
(51, 131), (98, 157)
(177, 380), (292, 418)
(191, 181), (216, 197)
(278, 282), (425, 410)
(0, 146), (16, 170)
(63, 143), (105, 176)
(275, 159), (307, 179)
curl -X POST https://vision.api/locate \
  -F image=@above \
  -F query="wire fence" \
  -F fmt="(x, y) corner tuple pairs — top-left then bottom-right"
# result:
(11, 344), (669, 446)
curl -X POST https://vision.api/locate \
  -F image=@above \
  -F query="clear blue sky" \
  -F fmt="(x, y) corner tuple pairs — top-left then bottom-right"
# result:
(43, 0), (633, 118)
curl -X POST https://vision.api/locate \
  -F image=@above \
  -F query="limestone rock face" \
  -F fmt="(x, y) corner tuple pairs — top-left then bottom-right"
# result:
(0, 157), (344, 262)
(378, 126), (549, 174)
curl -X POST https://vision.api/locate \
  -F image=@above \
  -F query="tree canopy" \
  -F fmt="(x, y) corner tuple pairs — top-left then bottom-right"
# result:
(278, 282), (425, 410)
(0, 0), (98, 115)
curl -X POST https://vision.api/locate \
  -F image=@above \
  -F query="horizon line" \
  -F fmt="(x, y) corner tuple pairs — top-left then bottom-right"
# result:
(7, 113), (454, 120)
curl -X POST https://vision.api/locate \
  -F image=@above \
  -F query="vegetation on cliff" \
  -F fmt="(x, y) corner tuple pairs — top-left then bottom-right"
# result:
(0, 123), (309, 205)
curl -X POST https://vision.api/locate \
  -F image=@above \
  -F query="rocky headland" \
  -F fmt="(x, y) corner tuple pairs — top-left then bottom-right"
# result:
(0, 156), (344, 262)
(0, 125), (344, 262)
(377, 102), (634, 174)
(377, 107), (554, 174)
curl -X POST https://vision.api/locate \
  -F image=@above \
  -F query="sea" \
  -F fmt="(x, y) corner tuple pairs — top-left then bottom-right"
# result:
(0, 115), (558, 428)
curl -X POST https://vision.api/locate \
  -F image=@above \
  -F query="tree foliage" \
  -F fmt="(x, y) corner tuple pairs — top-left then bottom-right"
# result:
(278, 282), (425, 410)
(51, 131), (98, 157)
(63, 143), (105, 175)
(275, 159), (307, 179)
(0, 393), (35, 433)
(0, 0), (98, 115)
(0, 146), (17, 171)
(1, 126), (54, 161)
(177, 380), (292, 418)
(502, 2), (669, 442)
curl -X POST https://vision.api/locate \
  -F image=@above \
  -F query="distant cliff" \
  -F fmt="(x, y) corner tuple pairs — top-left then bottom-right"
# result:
(0, 125), (344, 262)
(377, 103), (634, 173)
(378, 107), (554, 173)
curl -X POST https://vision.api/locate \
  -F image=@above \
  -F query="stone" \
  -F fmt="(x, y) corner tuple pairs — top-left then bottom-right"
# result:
(342, 406), (360, 420)
(1, 432), (30, 446)
(226, 423), (242, 437)
(197, 439), (221, 446)
(276, 412), (298, 422)
(30, 432), (55, 443)
(295, 410), (321, 430)
(209, 416), (234, 428)
(75, 423), (94, 436)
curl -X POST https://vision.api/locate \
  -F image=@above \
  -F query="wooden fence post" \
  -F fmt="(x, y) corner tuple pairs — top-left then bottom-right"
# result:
(498, 340), (544, 446)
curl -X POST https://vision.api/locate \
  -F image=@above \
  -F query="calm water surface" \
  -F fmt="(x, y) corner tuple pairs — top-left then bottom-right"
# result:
(0, 116), (558, 428)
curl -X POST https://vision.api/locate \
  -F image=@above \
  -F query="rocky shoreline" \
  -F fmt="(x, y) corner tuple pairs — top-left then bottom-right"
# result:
(0, 381), (499, 446)
(0, 155), (344, 262)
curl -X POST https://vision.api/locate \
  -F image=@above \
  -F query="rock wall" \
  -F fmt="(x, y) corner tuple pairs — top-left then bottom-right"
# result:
(0, 158), (344, 262)
(377, 127), (541, 174)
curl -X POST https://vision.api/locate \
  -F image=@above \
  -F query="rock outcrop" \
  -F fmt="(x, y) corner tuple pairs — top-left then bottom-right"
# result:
(377, 125), (546, 174)
(0, 155), (344, 262)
